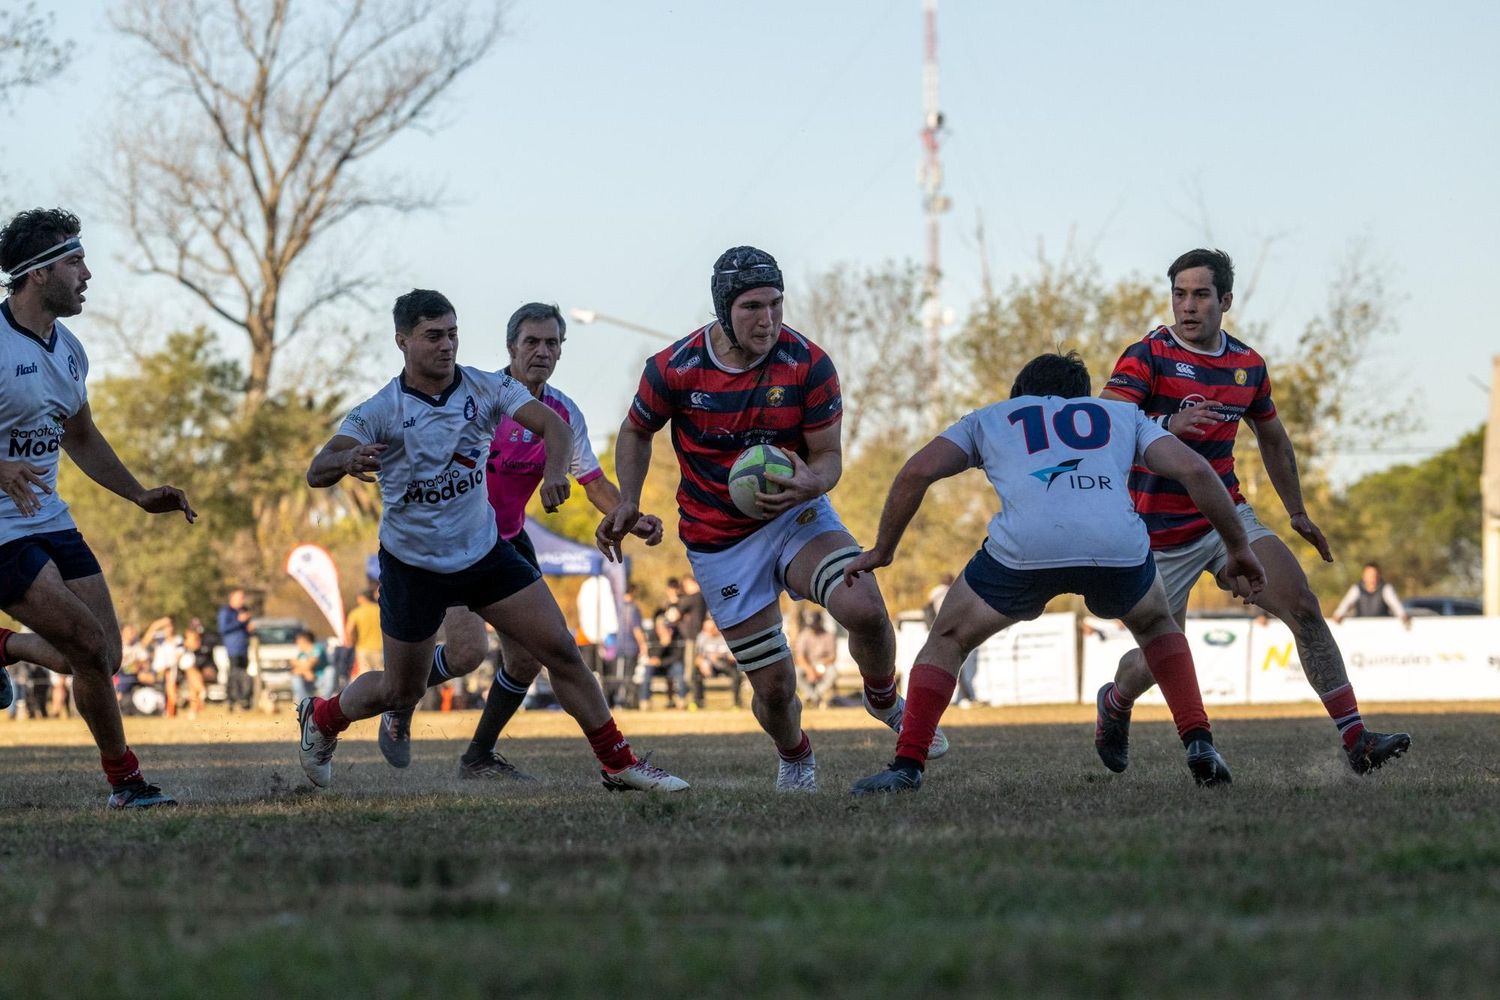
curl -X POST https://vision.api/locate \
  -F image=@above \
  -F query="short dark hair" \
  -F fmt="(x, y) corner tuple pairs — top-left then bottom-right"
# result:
(0, 208), (81, 292)
(1010, 352), (1092, 399)
(665, 577), (681, 591)
(1364, 562), (1382, 573)
(392, 289), (456, 332)
(296, 630), (316, 642)
(506, 302), (566, 348)
(1168, 248), (1235, 298)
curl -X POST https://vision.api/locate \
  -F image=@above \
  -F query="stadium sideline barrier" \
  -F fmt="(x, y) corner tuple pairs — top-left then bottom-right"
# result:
(853, 615), (1500, 706)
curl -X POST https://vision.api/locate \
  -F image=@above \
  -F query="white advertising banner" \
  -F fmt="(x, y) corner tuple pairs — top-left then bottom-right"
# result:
(1078, 618), (1253, 705)
(286, 544), (345, 644)
(971, 612), (1078, 706)
(1248, 617), (1500, 703)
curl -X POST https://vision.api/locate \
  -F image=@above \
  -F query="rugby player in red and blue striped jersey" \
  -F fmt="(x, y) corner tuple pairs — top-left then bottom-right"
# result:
(1095, 249), (1410, 776)
(598, 246), (948, 792)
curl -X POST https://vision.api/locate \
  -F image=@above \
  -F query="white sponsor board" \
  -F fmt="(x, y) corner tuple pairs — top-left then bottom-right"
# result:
(1248, 617), (1500, 703)
(1078, 617), (1253, 706)
(971, 612), (1079, 706)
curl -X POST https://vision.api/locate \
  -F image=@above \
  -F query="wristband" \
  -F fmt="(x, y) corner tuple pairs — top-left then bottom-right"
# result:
(1156, 413), (1173, 432)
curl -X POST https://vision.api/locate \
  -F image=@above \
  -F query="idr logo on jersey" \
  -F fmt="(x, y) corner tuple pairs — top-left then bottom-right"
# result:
(1028, 458), (1113, 492)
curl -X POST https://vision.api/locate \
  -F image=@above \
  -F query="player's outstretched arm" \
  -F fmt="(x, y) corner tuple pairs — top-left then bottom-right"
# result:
(307, 434), (385, 488)
(61, 403), (196, 522)
(596, 421), (655, 562)
(1143, 437), (1266, 600)
(513, 400), (574, 512)
(1248, 414), (1333, 562)
(842, 437), (970, 586)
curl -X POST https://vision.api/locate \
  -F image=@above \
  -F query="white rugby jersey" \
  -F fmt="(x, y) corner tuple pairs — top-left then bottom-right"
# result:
(338, 365), (533, 573)
(939, 396), (1170, 569)
(0, 302), (89, 545)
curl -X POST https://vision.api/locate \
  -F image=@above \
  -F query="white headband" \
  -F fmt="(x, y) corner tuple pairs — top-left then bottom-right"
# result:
(6, 237), (84, 281)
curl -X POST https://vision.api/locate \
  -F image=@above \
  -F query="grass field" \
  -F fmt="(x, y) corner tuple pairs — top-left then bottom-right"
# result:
(1, 700), (1497, 999)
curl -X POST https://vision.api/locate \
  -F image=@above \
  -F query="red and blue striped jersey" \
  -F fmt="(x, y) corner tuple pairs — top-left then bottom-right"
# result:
(629, 323), (842, 551)
(1103, 325), (1276, 549)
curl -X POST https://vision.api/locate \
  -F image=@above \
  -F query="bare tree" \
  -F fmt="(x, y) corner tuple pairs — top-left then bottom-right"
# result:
(0, 2), (71, 101)
(105, 0), (505, 407)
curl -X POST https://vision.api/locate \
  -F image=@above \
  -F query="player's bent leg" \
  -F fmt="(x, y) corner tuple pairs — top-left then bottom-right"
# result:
(380, 606), (491, 769)
(478, 582), (687, 791)
(789, 530), (896, 683)
(1247, 536), (1410, 772)
(7, 568), (174, 806)
(1117, 577), (1228, 786)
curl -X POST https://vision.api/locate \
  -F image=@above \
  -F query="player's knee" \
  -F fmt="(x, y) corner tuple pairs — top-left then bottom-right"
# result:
(385, 672), (428, 709)
(61, 624), (111, 677)
(754, 670), (798, 711)
(442, 637), (488, 676)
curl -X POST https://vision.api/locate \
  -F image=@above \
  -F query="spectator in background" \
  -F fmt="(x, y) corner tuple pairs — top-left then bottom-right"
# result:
(217, 589), (256, 711)
(343, 587), (383, 680)
(290, 629), (335, 704)
(178, 621), (209, 718)
(638, 610), (685, 709)
(794, 610), (838, 708)
(614, 584), (646, 708)
(146, 617), (183, 717)
(924, 573), (954, 628)
(674, 576), (710, 709)
(1333, 562), (1411, 627)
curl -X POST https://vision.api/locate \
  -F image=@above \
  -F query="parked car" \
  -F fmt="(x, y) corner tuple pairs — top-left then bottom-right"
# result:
(1404, 596), (1483, 617)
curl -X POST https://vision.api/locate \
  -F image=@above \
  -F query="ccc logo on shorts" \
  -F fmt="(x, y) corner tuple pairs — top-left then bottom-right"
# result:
(796, 508), (816, 525)
(721, 584), (739, 599)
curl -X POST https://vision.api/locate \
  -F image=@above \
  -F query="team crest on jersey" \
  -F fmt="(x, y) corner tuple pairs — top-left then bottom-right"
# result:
(1234, 368), (1247, 385)
(766, 387), (785, 406)
(67, 354), (79, 381)
(463, 395), (477, 420)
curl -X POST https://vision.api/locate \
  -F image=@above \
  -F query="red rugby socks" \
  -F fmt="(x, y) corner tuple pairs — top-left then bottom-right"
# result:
(101, 747), (143, 788)
(893, 664), (956, 768)
(312, 695), (351, 737)
(863, 675), (899, 711)
(1141, 633), (1211, 742)
(1320, 683), (1365, 750)
(586, 718), (637, 772)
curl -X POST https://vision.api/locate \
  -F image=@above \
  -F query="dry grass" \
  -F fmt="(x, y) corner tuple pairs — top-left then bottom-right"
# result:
(0, 701), (1497, 999)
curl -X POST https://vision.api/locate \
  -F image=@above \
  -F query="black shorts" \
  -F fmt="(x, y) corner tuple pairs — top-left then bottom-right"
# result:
(507, 528), (541, 572)
(377, 536), (542, 643)
(962, 546), (1156, 621)
(0, 528), (103, 607)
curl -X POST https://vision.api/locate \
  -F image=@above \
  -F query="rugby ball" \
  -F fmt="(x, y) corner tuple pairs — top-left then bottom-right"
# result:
(727, 444), (794, 520)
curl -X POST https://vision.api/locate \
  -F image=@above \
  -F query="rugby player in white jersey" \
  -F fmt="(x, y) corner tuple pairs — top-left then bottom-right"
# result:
(302, 289), (686, 792)
(0, 208), (194, 809)
(842, 352), (1266, 794)
(374, 302), (666, 780)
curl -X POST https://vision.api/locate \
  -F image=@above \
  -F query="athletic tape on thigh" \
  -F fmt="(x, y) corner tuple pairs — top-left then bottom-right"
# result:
(726, 624), (790, 672)
(810, 546), (863, 607)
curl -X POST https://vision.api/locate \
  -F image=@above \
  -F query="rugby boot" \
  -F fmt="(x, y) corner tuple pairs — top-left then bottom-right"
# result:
(863, 691), (949, 760)
(458, 750), (538, 783)
(850, 760), (923, 796)
(107, 781), (178, 809)
(1346, 729), (1412, 775)
(378, 707), (414, 768)
(1185, 739), (1232, 786)
(600, 752), (689, 792)
(297, 696), (339, 788)
(775, 753), (818, 793)
(1094, 682), (1131, 773)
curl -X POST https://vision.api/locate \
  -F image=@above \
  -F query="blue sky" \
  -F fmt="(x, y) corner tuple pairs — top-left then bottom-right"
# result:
(10, 1), (1498, 480)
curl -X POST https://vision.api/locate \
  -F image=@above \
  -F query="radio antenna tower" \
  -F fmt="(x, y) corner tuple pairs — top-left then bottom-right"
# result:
(919, 0), (951, 392)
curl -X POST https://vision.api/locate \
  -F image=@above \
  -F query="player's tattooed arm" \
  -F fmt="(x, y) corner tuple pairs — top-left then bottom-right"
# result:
(61, 403), (196, 522)
(307, 434), (385, 488)
(1249, 415), (1333, 561)
(842, 437), (971, 586)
